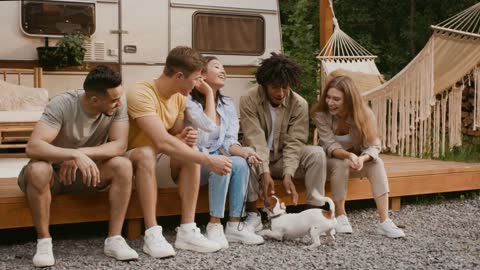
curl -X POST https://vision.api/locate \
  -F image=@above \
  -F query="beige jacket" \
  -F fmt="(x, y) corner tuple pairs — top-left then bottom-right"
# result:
(240, 85), (308, 177)
(313, 109), (381, 160)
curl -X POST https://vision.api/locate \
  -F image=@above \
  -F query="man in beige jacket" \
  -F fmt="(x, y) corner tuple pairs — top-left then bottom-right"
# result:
(240, 52), (326, 231)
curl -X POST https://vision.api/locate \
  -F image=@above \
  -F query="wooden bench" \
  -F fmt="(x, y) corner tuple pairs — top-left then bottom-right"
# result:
(0, 68), (44, 152)
(1, 155), (480, 240)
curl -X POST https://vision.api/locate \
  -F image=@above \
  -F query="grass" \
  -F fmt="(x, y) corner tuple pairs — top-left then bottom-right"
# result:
(401, 190), (480, 206)
(440, 135), (480, 163)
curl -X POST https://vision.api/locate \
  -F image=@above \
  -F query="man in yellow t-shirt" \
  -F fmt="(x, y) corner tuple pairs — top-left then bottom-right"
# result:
(126, 46), (232, 257)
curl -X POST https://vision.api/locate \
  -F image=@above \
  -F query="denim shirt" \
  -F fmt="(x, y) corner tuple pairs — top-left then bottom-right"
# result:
(185, 95), (240, 155)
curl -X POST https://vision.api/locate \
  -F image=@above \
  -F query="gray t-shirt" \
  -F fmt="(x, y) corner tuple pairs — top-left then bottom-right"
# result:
(40, 89), (128, 149)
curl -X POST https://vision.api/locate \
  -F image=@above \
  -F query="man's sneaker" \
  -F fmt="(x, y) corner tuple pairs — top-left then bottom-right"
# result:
(335, 215), (353, 234)
(33, 238), (55, 267)
(174, 224), (221, 253)
(104, 235), (139, 261)
(205, 223), (229, 249)
(377, 219), (405, 238)
(245, 212), (263, 232)
(143, 226), (176, 258)
(225, 222), (264, 245)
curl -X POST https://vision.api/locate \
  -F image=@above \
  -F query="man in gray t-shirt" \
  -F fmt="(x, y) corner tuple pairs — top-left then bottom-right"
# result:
(18, 66), (138, 267)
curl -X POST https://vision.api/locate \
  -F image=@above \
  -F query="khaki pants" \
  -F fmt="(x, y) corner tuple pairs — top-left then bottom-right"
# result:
(248, 145), (326, 205)
(327, 157), (389, 201)
(17, 161), (108, 195)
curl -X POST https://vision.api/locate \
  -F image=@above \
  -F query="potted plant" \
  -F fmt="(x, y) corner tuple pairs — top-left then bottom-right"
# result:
(36, 38), (61, 69)
(56, 33), (87, 67)
(36, 33), (87, 69)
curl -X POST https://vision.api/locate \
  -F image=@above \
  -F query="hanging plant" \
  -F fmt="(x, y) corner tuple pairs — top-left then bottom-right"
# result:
(56, 33), (87, 66)
(36, 33), (87, 69)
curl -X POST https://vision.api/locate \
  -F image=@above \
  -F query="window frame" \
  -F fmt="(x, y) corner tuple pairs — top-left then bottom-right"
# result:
(192, 11), (266, 56)
(20, 0), (96, 38)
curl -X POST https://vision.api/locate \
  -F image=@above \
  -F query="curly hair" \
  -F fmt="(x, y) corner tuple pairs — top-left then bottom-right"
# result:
(255, 52), (302, 89)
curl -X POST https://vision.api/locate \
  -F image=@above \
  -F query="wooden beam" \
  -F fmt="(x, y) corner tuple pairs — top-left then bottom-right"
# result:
(319, 0), (334, 50)
(2, 155), (480, 239)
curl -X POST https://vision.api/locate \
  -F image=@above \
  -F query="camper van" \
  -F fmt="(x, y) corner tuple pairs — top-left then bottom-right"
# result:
(0, 0), (283, 109)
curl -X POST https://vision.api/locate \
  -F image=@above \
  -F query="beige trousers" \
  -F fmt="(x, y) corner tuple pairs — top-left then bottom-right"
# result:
(248, 145), (326, 205)
(327, 157), (389, 201)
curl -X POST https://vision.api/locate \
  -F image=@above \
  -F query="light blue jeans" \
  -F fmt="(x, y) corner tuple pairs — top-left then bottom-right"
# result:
(201, 153), (249, 218)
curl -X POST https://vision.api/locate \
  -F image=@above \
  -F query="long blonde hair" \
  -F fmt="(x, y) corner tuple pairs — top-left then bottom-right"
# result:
(311, 76), (377, 144)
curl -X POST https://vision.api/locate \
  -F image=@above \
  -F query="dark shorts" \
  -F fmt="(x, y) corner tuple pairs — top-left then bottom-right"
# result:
(17, 163), (107, 195)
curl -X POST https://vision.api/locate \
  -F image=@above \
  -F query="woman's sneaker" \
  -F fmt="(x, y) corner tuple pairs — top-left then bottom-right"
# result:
(33, 238), (55, 267)
(143, 226), (176, 258)
(206, 223), (229, 249)
(174, 224), (221, 253)
(335, 215), (353, 234)
(225, 222), (264, 245)
(104, 235), (139, 261)
(244, 212), (263, 232)
(376, 219), (405, 238)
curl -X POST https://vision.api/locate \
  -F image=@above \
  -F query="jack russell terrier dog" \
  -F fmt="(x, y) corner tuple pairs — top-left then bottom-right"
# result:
(258, 191), (337, 248)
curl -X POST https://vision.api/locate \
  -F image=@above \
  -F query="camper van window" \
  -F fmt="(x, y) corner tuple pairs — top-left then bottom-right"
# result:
(193, 13), (265, 55)
(21, 0), (95, 36)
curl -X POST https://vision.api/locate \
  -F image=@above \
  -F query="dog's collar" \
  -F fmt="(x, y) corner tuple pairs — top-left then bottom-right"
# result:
(269, 211), (286, 220)
(265, 208), (286, 220)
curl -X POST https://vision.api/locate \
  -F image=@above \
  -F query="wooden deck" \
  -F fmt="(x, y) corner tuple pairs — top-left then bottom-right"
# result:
(1, 155), (479, 239)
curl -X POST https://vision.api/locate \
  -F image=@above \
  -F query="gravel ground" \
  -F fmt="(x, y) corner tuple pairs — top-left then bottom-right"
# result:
(1, 195), (479, 270)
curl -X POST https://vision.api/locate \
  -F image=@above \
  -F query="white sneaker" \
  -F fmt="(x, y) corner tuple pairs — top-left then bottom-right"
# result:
(206, 223), (229, 249)
(104, 235), (139, 261)
(143, 226), (176, 258)
(174, 224), (221, 253)
(33, 238), (55, 267)
(245, 212), (263, 232)
(225, 222), (264, 245)
(335, 215), (353, 234)
(377, 219), (405, 238)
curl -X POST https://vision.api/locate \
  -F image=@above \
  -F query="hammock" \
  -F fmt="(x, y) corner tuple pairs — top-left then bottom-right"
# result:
(318, 1), (480, 158)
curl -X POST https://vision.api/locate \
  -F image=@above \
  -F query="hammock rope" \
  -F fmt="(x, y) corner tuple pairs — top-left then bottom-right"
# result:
(318, 2), (480, 158)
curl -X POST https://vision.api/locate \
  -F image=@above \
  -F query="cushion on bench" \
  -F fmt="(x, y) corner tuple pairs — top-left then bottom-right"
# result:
(0, 80), (48, 111)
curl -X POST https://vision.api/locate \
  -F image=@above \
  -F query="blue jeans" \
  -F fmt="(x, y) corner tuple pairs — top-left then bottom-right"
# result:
(201, 153), (249, 218)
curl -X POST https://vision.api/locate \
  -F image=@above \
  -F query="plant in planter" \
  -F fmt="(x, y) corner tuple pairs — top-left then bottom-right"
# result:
(37, 37), (61, 69)
(37, 33), (88, 69)
(56, 33), (87, 67)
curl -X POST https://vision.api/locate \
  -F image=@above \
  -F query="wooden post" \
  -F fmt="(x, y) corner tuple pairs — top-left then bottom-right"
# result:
(390, 197), (401, 211)
(126, 218), (142, 240)
(319, 0), (334, 50)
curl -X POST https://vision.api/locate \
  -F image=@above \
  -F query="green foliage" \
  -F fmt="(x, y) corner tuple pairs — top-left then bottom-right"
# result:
(333, 0), (478, 79)
(441, 135), (480, 163)
(402, 190), (480, 206)
(280, 0), (320, 105)
(37, 33), (87, 70)
(56, 33), (87, 67)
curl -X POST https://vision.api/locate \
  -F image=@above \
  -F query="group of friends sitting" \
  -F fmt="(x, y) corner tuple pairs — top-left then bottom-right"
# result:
(18, 46), (405, 267)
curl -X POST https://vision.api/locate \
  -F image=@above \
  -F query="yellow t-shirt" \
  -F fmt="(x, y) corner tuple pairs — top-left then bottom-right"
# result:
(126, 80), (186, 150)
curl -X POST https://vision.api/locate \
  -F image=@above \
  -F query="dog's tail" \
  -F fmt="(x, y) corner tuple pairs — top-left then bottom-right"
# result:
(311, 189), (335, 218)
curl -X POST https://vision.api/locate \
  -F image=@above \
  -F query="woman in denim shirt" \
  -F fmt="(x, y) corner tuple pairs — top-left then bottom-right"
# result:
(185, 56), (264, 248)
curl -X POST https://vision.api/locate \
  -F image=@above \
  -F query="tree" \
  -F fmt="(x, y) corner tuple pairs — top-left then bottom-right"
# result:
(280, 0), (320, 105)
